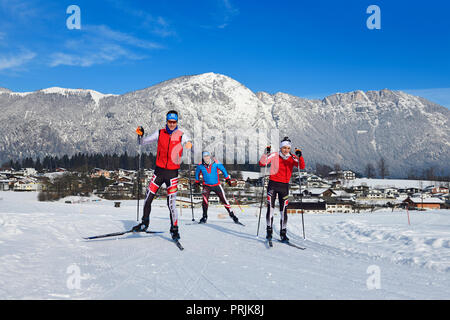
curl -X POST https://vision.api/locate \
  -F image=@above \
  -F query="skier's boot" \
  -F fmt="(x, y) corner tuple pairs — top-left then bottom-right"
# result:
(170, 225), (180, 240)
(132, 218), (149, 232)
(229, 212), (240, 224)
(280, 229), (289, 243)
(199, 215), (208, 224)
(266, 226), (273, 240)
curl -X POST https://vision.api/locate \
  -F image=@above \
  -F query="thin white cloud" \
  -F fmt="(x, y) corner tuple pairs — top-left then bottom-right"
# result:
(201, 0), (240, 29)
(0, 50), (36, 70)
(151, 17), (176, 38)
(49, 24), (162, 68)
(105, 0), (177, 38)
(0, 0), (40, 20)
(222, 0), (239, 15)
(84, 25), (164, 50)
(50, 44), (146, 68)
(218, 0), (239, 28)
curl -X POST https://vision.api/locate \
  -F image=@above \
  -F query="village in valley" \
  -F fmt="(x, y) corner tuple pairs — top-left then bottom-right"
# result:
(1, 165), (449, 214)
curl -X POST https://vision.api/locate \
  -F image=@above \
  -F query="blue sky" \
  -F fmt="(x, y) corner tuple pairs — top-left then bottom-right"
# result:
(1, 0), (449, 107)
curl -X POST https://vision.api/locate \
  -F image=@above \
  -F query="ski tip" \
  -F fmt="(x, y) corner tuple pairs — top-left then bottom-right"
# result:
(264, 239), (273, 248)
(277, 239), (306, 250)
(174, 240), (184, 250)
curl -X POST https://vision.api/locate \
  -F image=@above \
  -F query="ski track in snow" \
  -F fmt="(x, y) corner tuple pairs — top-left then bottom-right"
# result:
(0, 192), (449, 299)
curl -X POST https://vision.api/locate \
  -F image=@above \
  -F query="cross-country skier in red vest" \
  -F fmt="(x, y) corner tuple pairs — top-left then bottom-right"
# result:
(259, 137), (305, 242)
(132, 110), (192, 240)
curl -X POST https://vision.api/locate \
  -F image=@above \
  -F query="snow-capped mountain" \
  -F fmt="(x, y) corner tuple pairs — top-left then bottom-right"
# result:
(0, 72), (449, 176)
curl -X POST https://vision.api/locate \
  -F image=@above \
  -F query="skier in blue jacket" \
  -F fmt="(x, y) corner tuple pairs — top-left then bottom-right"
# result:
(195, 151), (241, 224)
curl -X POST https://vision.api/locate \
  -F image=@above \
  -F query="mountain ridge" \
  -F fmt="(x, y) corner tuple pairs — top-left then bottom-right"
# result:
(0, 72), (448, 177)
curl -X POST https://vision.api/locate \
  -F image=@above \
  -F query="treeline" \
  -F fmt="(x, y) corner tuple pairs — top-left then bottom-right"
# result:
(315, 160), (450, 182)
(315, 163), (363, 178)
(2, 152), (260, 173)
(1, 152), (157, 172)
(38, 173), (113, 202)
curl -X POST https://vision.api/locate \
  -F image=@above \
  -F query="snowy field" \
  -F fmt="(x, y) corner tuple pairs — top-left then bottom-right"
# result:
(343, 178), (441, 189)
(0, 192), (449, 300)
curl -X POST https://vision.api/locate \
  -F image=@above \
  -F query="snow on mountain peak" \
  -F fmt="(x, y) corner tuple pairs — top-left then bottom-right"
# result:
(38, 87), (115, 105)
(136, 72), (264, 121)
(0, 86), (116, 105)
(323, 90), (373, 105)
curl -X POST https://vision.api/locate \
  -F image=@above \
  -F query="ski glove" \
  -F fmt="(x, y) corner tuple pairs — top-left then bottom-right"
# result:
(265, 146), (271, 154)
(136, 126), (144, 137)
(295, 148), (302, 157)
(226, 178), (232, 187)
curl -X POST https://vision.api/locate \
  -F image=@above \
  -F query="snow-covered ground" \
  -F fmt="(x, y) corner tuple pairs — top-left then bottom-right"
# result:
(240, 171), (261, 180)
(343, 178), (441, 189)
(0, 192), (449, 300)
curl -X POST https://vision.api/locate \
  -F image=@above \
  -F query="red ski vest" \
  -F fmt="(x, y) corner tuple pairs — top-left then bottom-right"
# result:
(259, 152), (305, 184)
(156, 128), (184, 170)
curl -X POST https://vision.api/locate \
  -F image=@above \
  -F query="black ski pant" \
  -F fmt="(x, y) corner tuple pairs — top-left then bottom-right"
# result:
(266, 180), (289, 230)
(142, 167), (179, 228)
(201, 184), (234, 217)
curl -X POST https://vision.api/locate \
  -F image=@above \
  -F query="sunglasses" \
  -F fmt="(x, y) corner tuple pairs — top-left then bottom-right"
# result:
(167, 120), (178, 124)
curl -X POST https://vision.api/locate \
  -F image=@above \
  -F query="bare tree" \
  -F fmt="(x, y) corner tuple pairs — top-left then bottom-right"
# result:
(315, 163), (333, 177)
(378, 157), (389, 179)
(365, 163), (376, 178)
(424, 166), (436, 181)
(407, 168), (418, 180)
(334, 163), (341, 172)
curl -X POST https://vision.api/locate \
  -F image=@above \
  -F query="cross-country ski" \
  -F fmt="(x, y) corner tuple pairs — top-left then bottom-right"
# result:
(277, 240), (306, 250)
(174, 240), (184, 251)
(83, 230), (164, 240)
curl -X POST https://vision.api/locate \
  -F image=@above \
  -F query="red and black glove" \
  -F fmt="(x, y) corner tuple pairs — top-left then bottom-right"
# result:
(295, 148), (302, 157)
(265, 146), (271, 154)
(226, 178), (232, 187)
(136, 126), (144, 137)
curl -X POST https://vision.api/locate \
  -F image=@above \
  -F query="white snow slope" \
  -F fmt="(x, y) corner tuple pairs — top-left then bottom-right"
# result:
(0, 192), (449, 300)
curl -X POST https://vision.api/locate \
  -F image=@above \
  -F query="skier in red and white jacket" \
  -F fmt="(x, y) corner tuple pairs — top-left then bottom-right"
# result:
(132, 110), (192, 240)
(259, 137), (305, 242)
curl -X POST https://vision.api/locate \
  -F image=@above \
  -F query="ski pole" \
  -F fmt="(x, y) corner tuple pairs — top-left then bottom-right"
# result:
(188, 161), (195, 222)
(136, 126), (144, 222)
(136, 132), (142, 222)
(232, 193), (243, 213)
(406, 204), (411, 226)
(257, 164), (267, 237)
(296, 162), (305, 239)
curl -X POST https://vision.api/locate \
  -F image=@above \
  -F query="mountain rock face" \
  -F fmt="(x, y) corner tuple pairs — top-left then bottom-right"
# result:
(0, 73), (449, 177)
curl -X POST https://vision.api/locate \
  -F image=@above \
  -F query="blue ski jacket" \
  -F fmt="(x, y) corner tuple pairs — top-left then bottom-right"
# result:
(195, 159), (230, 186)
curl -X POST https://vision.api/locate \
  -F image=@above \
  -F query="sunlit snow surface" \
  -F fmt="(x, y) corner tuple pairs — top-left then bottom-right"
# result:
(0, 192), (449, 299)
